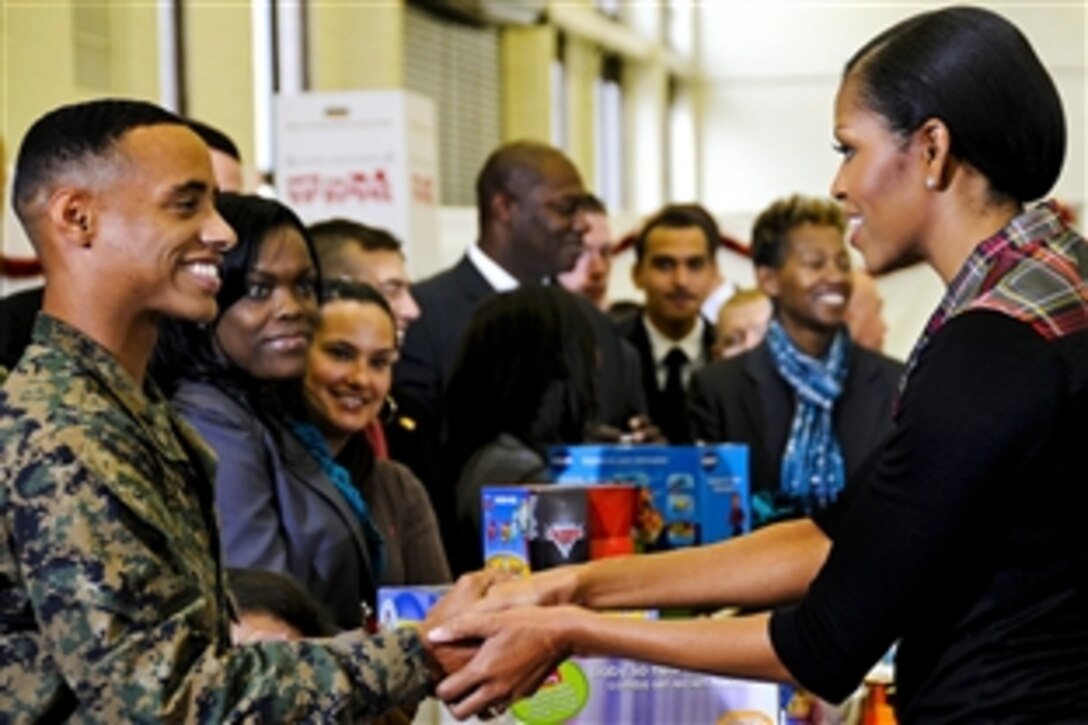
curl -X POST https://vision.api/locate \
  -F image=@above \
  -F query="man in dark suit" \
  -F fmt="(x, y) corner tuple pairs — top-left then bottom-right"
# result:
(688, 194), (903, 526)
(617, 204), (720, 443)
(396, 141), (646, 433)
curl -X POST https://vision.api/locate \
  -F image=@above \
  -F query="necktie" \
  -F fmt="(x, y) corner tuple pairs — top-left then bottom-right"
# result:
(660, 347), (689, 444)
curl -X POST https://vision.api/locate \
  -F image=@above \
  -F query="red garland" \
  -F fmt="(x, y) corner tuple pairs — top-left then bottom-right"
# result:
(0, 255), (43, 279)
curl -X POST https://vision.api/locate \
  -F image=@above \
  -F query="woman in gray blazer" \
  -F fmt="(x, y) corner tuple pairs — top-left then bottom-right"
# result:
(154, 194), (376, 629)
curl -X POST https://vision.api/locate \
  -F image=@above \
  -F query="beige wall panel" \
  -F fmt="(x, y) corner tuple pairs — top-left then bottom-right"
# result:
(108, 3), (159, 102)
(185, 2), (254, 168)
(309, 2), (404, 89)
(562, 35), (598, 188)
(500, 25), (554, 142)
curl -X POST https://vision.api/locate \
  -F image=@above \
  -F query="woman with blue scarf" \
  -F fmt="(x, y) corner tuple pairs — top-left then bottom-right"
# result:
(689, 194), (903, 526)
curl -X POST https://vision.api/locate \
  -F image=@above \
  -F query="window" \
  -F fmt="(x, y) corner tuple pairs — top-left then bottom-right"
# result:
(667, 76), (696, 201)
(405, 5), (501, 205)
(595, 53), (624, 210)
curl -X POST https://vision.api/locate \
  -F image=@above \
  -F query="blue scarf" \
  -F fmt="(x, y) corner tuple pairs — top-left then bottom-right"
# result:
(765, 318), (849, 515)
(288, 419), (385, 580)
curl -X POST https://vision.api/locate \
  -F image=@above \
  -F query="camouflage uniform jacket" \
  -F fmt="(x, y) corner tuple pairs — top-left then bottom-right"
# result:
(0, 316), (432, 723)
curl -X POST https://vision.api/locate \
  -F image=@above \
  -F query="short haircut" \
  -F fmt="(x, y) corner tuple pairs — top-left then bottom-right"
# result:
(475, 140), (574, 227)
(634, 203), (719, 263)
(308, 218), (404, 277)
(184, 118), (241, 161)
(845, 6), (1064, 204)
(582, 193), (607, 216)
(321, 278), (397, 337)
(12, 98), (183, 228)
(751, 195), (845, 270)
(227, 568), (338, 638)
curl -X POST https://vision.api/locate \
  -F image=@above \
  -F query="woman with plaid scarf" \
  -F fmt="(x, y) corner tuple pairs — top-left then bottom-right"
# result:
(426, 8), (1088, 722)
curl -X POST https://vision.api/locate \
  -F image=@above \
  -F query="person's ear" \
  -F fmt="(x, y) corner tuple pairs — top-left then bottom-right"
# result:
(917, 117), (953, 191)
(491, 190), (517, 226)
(756, 265), (780, 298)
(47, 187), (97, 249)
(631, 259), (646, 291)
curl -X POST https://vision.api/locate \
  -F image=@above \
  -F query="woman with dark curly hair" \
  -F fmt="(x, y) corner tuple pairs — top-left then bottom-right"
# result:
(445, 285), (598, 574)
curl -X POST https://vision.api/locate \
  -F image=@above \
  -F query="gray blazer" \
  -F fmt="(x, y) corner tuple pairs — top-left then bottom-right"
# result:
(172, 381), (375, 630)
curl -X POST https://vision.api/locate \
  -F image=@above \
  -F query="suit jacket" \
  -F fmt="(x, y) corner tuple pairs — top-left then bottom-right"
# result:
(172, 381), (376, 629)
(617, 311), (716, 443)
(0, 286), (43, 370)
(688, 338), (903, 500)
(396, 254), (647, 430)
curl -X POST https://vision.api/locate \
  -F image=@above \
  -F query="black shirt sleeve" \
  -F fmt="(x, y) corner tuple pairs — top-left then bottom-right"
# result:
(769, 311), (1065, 702)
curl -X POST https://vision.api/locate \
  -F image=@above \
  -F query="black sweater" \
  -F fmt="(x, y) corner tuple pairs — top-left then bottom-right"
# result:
(771, 311), (1088, 722)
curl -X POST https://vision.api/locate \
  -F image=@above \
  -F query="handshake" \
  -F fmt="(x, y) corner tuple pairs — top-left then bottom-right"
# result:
(415, 566), (585, 721)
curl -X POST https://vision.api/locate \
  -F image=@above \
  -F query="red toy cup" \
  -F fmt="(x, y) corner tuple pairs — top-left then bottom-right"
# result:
(587, 484), (638, 539)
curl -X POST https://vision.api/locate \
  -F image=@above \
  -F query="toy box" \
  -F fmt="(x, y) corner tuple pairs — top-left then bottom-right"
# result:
(549, 444), (750, 551)
(480, 486), (535, 575)
(378, 586), (782, 725)
(481, 484), (641, 573)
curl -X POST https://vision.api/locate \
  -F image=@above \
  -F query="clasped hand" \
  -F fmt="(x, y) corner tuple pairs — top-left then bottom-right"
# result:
(420, 568), (581, 720)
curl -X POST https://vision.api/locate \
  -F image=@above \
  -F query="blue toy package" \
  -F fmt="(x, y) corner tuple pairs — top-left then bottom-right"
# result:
(480, 486), (534, 575)
(548, 445), (750, 551)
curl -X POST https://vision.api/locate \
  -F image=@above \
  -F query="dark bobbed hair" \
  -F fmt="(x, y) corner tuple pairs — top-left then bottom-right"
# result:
(12, 98), (183, 229)
(227, 568), (338, 638)
(845, 5), (1064, 203)
(635, 203), (719, 263)
(445, 286), (598, 476)
(184, 118), (241, 161)
(475, 140), (574, 228)
(751, 195), (846, 270)
(152, 192), (321, 396)
(320, 278), (397, 344)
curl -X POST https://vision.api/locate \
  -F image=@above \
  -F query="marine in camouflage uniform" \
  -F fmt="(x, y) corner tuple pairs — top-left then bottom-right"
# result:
(0, 315), (435, 722)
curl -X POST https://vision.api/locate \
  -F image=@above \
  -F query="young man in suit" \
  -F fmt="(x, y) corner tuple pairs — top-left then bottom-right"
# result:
(557, 194), (614, 311)
(617, 204), (720, 443)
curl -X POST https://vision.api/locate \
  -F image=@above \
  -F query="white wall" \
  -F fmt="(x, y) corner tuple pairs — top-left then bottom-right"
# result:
(696, 1), (1087, 360)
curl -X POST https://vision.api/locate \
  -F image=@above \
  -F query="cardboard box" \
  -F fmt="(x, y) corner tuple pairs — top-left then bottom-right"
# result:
(549, 445), (750, 551)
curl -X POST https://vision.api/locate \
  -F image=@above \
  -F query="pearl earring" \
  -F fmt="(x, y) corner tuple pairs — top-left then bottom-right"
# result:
(925, 177), (936, 190)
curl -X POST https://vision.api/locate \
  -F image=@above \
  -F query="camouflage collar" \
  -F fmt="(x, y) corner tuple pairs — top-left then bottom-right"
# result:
(29, 314), (183, 456)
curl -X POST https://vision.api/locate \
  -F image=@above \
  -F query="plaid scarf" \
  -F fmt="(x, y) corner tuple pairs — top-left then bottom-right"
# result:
(766, 318), (850, 513)
(900, 202), (1088, 408)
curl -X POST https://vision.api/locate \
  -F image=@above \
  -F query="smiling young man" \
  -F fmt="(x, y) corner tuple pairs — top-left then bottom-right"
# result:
(617, 204), (720, 443)
(0, 98), (484, 721)
(689, 194), (902, 526)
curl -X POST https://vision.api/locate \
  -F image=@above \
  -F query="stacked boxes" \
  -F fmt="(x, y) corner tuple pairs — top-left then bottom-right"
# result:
(481, 484), (639, 573)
